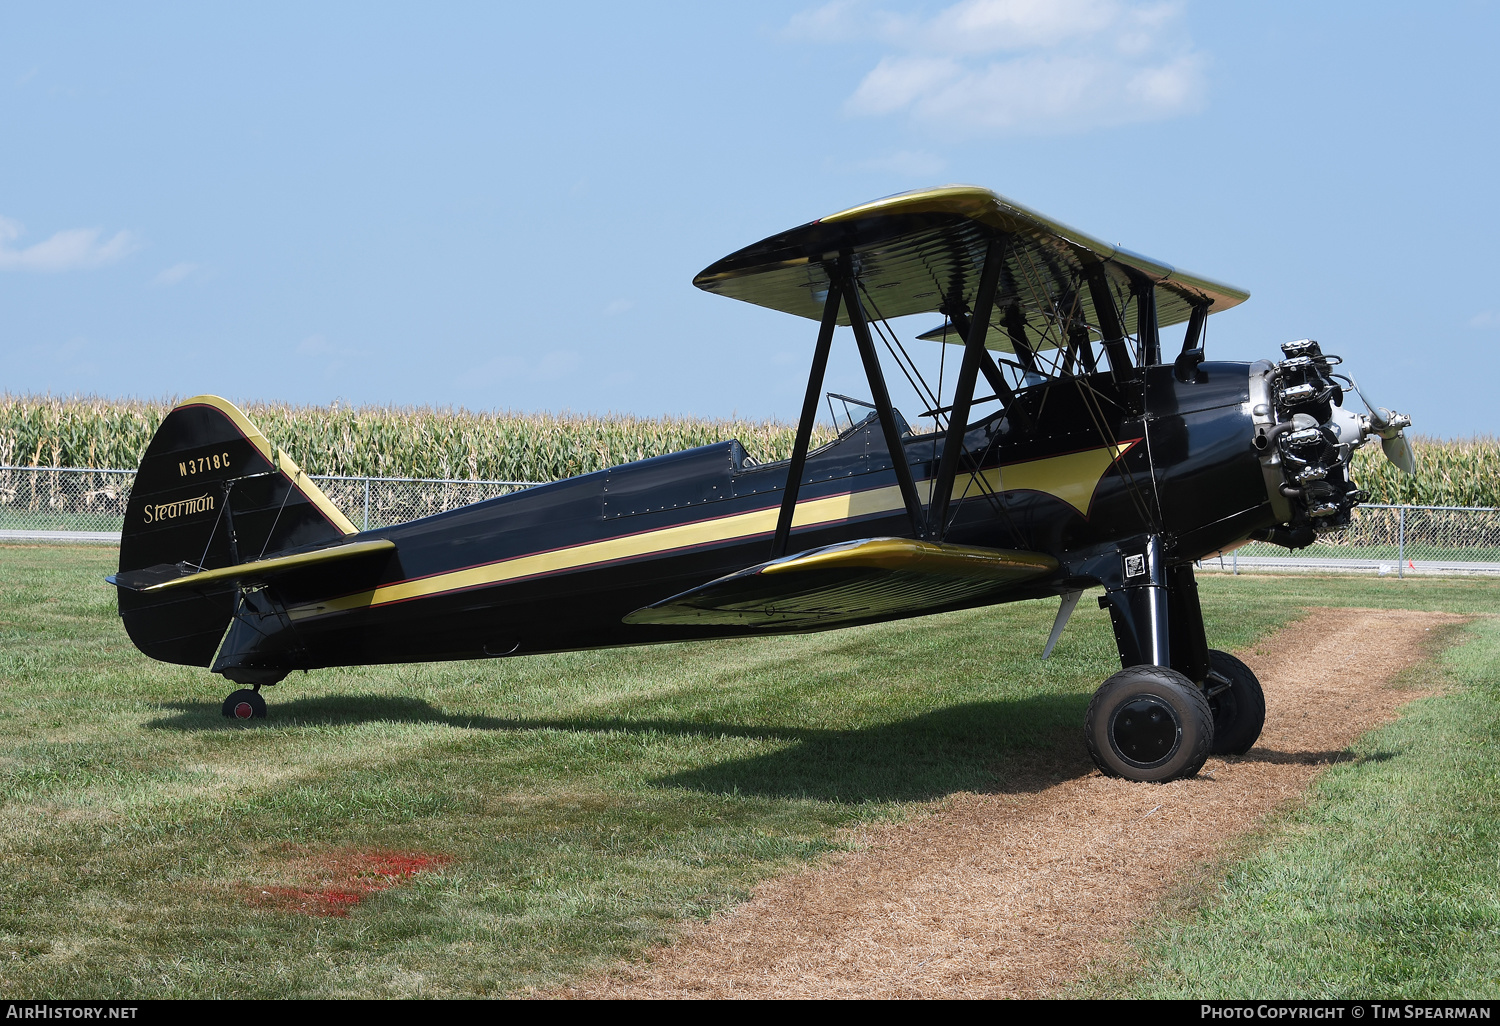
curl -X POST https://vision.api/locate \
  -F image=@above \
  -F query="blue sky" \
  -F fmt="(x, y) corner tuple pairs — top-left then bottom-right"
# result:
(3, 2), (1496, 438)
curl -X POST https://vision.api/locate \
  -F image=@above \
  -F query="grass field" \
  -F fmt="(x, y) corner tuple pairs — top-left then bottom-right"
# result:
(1, 544), (1497, 998)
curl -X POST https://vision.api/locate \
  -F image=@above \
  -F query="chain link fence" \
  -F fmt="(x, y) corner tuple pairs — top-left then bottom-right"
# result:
(3, 466), (1498, 574)
(1200, 504), (1500, 576)
(0, 466), (539, 537)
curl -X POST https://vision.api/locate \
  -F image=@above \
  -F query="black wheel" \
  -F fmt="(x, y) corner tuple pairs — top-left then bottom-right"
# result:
(221, 688), (267, 721)
(1206, 649), (1265, 756)
(1085, 665), (1214, 782)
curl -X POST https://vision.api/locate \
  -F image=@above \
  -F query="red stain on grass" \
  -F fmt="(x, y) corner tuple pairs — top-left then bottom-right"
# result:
(246, 848), (453, 917)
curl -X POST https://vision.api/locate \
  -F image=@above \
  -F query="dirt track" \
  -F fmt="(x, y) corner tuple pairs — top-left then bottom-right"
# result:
(555, 607), (1467, 999)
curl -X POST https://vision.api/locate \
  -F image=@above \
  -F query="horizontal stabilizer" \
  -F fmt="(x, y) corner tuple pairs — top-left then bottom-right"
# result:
(623, 537), (1056, 629)
(109, 539), (395, 594)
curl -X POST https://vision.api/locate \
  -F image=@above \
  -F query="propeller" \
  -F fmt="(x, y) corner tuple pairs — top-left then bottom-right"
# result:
(1346, 376), (1416, 475)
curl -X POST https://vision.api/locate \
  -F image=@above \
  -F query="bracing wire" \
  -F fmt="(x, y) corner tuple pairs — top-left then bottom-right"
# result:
(854, 281), (1014, 528)
(859, 282), (944, 425)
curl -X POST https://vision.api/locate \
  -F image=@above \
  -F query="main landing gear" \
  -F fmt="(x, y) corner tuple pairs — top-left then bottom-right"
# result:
(1079, 539), (1266, 782)
(1205, 649), (1265, 756)
(1085, 665), (1214, 782)
(221, 687), (267, 721)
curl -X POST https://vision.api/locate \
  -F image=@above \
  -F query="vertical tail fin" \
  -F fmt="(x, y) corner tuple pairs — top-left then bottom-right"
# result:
(116, 395), (356, 666)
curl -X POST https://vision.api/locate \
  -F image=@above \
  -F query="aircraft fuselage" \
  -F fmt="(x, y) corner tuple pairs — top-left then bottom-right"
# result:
(208, 361), (1274, 677)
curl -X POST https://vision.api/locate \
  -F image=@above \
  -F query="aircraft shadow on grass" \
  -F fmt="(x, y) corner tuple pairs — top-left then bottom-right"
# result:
(1237, 747), (1395, 767)
(147, 692), (1094, 801)
(144, 695), (1385, 803)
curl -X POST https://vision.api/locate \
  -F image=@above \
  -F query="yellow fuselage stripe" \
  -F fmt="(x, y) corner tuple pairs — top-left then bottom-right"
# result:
(287, 441), (1133, 621)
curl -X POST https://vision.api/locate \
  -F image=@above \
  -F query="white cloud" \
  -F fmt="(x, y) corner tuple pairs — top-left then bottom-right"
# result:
(849, 56), (964, 115)
(1468, 311), (1500, 329)
(785, 0), (908, 41)
(854, 51), (1206, 134)
(797, 0), (1206, 136)
(152, 262), (199, 286)
(603, 298), (635, 316)
(0, 216), (136, 271)
(923, 0), (1126, 53)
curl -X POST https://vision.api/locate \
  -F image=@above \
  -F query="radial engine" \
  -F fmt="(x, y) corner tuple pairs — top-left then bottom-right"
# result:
(1250, 339), (1415, 549)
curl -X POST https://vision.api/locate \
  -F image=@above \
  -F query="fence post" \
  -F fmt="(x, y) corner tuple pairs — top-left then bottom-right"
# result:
(1398, 506), (1405, 579)
(363, 478), (370, 532)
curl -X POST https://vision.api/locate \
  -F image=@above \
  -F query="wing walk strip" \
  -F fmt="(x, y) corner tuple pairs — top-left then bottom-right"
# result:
(285, 441), (1135, 622)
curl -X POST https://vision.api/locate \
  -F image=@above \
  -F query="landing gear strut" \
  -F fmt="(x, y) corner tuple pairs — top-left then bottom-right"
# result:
(1077, 537), (1264, 782)
(221, 687), (267, 721)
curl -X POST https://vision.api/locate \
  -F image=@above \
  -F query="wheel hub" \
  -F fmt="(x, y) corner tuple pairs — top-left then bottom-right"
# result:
(234, 701), (255, 719)
(1109, 695), (1182, 768)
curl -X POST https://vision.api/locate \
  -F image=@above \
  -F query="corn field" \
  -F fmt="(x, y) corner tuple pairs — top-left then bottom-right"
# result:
(1, 394), (1494, 507)
(0, 395), (836, 483)
(1348, 438), (1500, 508)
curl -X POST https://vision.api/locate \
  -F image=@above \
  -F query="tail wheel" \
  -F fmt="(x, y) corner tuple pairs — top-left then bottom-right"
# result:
(1085, 665), (1214, 782)
(221, 688), (267, 721)
(1206, 649), (1265, 756)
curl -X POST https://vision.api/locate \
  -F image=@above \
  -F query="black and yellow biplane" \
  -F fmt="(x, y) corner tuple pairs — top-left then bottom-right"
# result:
(109, 186), (1414, 782)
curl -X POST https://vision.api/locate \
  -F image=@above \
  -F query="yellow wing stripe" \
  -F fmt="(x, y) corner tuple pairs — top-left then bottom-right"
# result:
(286, 440), (1134, 621)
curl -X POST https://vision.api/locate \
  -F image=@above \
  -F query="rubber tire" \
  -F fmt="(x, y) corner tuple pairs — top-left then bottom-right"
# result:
(1085, 665), (1214, 782)
(221, 689), (267, 721)
(1206, 649), (1265, 756)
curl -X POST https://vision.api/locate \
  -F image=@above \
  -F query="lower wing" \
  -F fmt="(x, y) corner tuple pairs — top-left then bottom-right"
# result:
(624, 537), (1057, 629)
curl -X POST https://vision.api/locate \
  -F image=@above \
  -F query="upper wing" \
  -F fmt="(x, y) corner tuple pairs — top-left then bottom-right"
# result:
(623, 536), (1057, 630)
(693, 185), (1248, 356)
